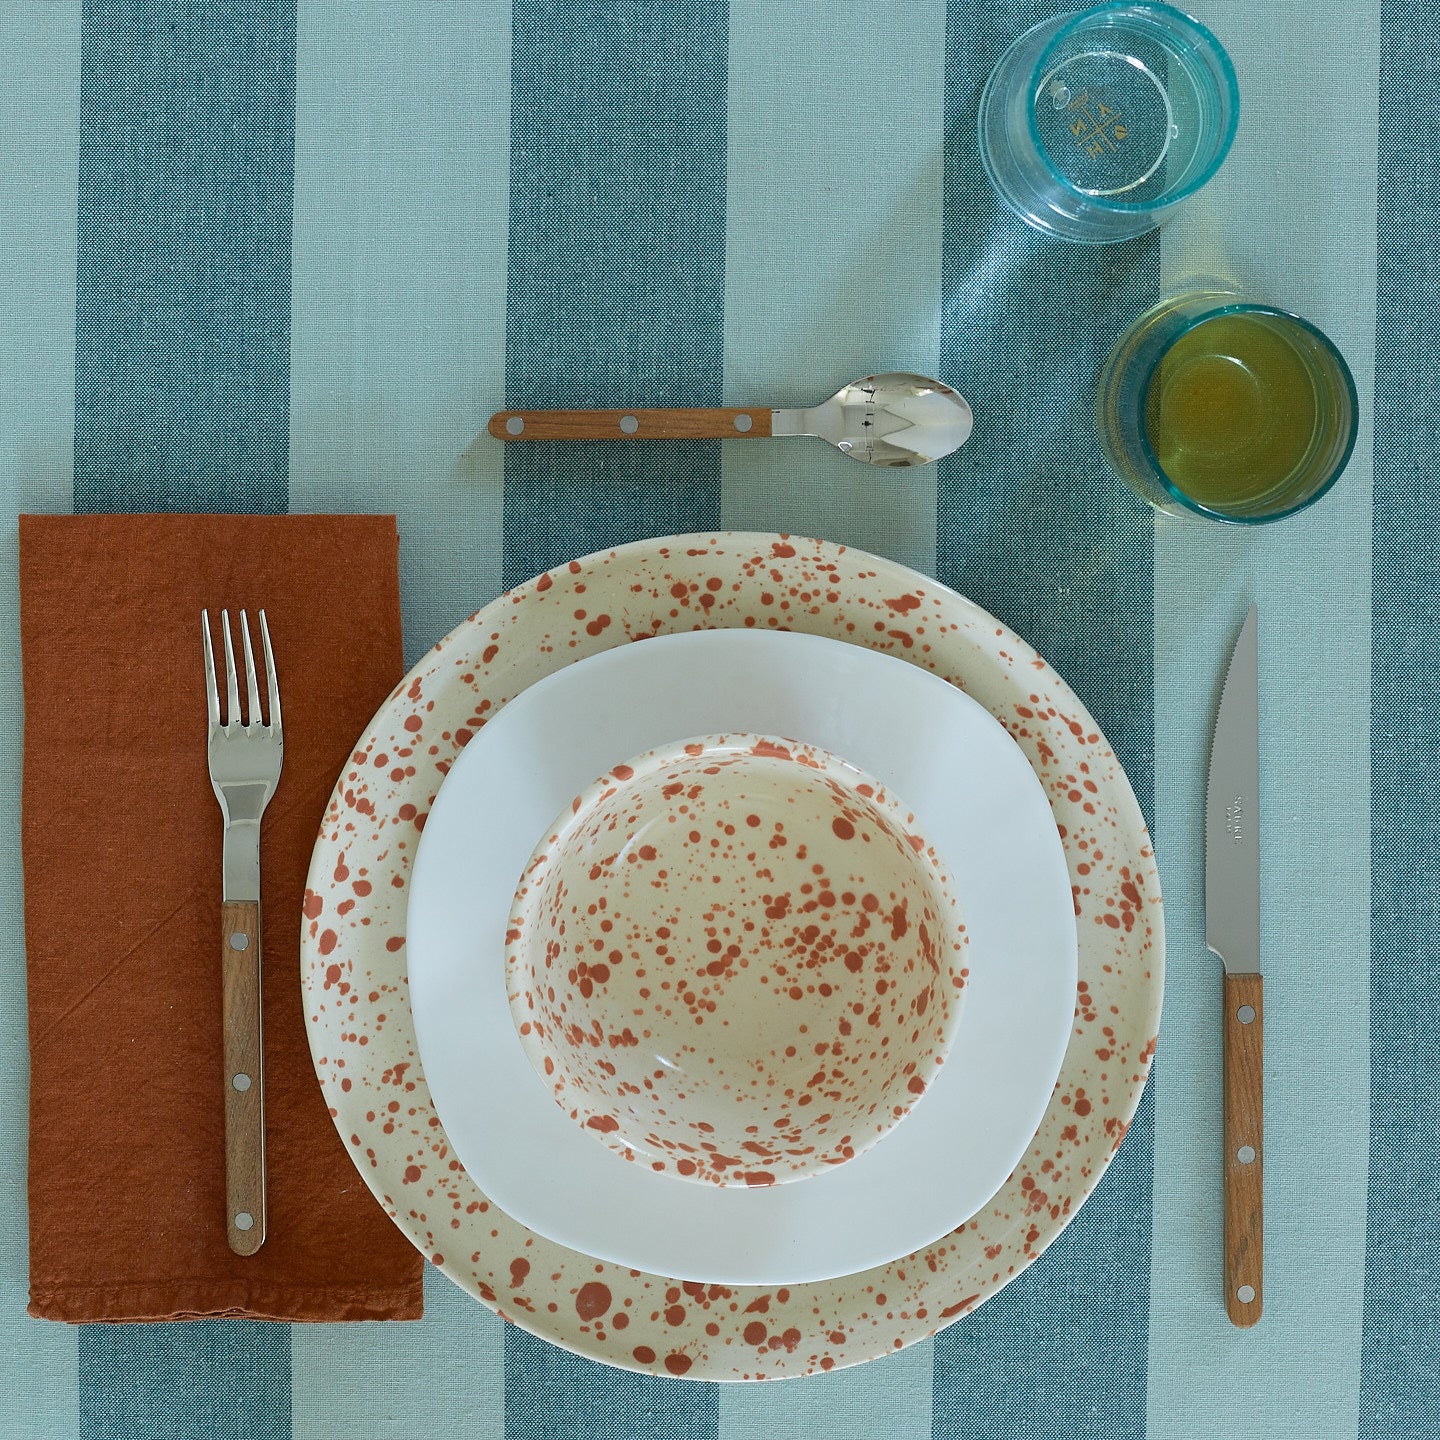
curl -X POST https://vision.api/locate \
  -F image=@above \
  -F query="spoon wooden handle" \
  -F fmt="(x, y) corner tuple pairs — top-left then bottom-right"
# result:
(489, 407), (774, 441)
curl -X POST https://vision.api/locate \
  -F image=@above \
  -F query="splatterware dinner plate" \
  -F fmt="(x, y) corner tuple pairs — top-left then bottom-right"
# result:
(405, 629), (1076, 1285)
(301, 534), (1163, 1381)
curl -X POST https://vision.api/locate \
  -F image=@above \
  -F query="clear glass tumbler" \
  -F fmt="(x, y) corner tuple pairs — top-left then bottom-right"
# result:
(978, 3), (1239, 243)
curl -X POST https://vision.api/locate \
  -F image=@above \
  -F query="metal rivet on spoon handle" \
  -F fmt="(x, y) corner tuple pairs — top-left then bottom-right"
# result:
(488, 373), (975, 467)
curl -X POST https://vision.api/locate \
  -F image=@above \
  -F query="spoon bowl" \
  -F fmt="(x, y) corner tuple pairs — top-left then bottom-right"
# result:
(776, 372), (975, 467)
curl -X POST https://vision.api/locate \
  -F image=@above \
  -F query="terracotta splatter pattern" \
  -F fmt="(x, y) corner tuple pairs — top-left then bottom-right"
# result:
(505, 734), (967, 1187)
(301, 534), (1163, 1381)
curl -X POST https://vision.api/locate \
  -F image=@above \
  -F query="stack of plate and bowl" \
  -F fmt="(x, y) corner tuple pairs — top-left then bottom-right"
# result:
(302, 535), (1160, 1378)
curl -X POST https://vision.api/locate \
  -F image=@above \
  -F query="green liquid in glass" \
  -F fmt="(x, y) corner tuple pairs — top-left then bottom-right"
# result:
(1144, 313), (1320, 512)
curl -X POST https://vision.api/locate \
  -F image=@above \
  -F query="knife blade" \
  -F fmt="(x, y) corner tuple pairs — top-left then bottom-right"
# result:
(1205, 603), (1263, 1326)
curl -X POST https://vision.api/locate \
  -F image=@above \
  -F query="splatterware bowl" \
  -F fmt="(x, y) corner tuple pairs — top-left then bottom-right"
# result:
(504, 733), (968, 1187)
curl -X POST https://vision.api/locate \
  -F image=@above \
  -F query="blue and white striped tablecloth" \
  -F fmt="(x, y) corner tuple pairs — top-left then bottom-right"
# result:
(2, 0), (1432, 1435)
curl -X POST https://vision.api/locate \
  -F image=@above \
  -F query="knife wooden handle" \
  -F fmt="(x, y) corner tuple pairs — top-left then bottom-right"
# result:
(1223, 970), (1262, 1325)
(222, 900), (266, 1255)
(488, 407), (773, 441)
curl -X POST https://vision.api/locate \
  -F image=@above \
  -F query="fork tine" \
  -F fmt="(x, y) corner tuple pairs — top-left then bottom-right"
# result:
(240, 608), (263, 728)
(221, 609), (241, 728)
(259, 609), (281, 735)
(202, 610), (220, 727)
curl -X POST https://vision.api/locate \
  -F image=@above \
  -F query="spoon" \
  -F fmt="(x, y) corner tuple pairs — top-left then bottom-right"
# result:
(488, 373), (974, 467)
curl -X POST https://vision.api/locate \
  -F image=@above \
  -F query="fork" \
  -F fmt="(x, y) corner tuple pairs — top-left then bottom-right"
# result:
(202, 608), (283, 1255)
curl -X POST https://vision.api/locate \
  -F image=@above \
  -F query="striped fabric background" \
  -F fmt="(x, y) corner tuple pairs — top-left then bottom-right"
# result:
(0, 0), (1427, 1436)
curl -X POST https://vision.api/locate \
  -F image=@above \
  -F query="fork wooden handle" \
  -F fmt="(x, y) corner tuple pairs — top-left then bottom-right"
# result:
(488, 407), (774, 441)
(1223, 971), (1262, 1325)
(221, 900), (266, 1255)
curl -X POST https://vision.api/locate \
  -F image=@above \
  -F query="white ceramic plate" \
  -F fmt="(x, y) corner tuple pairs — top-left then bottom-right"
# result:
(302, 534), (1163, 1380)
(406, 630), (1076, 1285)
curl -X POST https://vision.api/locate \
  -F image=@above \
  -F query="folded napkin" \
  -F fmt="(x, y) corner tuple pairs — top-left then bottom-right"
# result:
(19, 514), (424, 1322)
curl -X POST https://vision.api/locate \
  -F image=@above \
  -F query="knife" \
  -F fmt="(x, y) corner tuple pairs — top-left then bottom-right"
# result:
(1206, 603), (1263, 1326)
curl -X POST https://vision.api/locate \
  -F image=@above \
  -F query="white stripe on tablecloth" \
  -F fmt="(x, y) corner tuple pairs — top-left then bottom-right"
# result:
(288, 1), (508, 669)
(288, 6), (510, 1433)
(296, 1272), (507, 1440)
(720, 0), (946, 580)
(719, 0), (942, 1425)
(1147, 2), (1378, 1433)
(0, 7), (83, 1436)
(723, 1342), (934, 1440)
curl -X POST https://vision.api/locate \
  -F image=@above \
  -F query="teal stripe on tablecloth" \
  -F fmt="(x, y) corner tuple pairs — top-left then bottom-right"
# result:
(499, 0), (726, 1418)
(73, 0), (294, 514)
(73, 2), (295, 1435)
(932, 1093), (1156, 1440)
(79, 1325), (288, 1440)
(931, 4), (1157, 1436)
(1361, 0), (1440, 1429)
(499, 0), (726, 592)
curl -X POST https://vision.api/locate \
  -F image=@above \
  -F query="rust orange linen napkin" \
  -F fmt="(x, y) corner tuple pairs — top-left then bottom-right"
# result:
(19, 514), (424, 1322)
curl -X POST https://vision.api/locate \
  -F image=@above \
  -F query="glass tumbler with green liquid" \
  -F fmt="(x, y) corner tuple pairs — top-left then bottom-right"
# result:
(1098, 292), (1357, 522)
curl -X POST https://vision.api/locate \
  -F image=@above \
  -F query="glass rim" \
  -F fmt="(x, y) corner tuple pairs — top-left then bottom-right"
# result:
(1026, 0), (1241, 214)
(1134, 302), (1359, 524)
